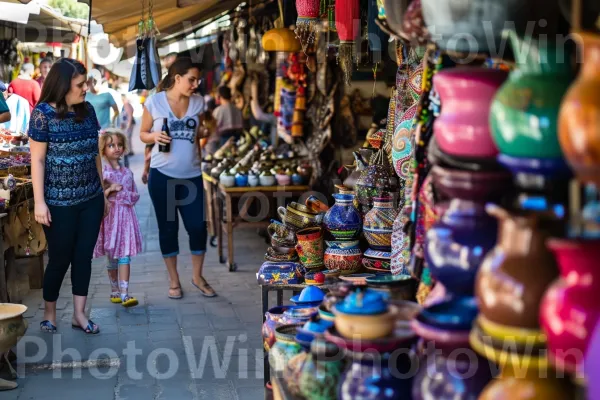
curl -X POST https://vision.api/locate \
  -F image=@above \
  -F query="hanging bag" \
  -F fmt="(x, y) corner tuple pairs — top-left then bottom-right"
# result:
(129, 0), (152, 91)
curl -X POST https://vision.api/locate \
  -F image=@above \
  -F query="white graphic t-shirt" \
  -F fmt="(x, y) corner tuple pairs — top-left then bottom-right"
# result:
(145, 92), (204, 179)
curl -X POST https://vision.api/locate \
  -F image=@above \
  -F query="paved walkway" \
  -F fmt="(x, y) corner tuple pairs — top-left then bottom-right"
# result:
(5, 134), (271, 400)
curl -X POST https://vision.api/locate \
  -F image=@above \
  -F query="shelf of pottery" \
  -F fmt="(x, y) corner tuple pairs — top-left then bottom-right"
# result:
(257, 4), (600, 400)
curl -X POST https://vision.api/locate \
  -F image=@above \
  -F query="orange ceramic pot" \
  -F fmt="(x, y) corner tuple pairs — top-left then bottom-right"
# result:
(559, 32), (600, 186)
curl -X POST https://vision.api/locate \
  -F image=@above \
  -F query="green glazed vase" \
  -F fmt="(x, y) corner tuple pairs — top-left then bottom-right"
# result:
(490, 31), (573, 159)
(298, 339), (345, 400)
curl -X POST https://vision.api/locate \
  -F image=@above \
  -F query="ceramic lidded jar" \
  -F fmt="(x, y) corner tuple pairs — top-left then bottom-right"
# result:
(297, 339), (346, 400)
(425, 165), (511, 297)
(323, 194), (362, 241)
(355, 149), (397, 217)
(363, 196), (398, 251)
(433, 67), (508, 160)
(269, 324), (304, 375)
(558, 32), (600, 186)
(421, 0), (528, 53)
(540, 239), (600, 375)
(475, 205), (561, 331)
(491, 32), (573, 161)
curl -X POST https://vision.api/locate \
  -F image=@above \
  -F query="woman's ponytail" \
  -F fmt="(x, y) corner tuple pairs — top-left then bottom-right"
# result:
(156, 74), (173, 92)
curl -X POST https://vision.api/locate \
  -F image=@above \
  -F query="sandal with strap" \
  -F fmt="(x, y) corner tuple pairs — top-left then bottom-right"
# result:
(168, 286), (183, 299)
(40, 320), (57, 333)
(121, 295), (139, 308)
(72, 319), (100, 334)
(192, 278), (217, 297)
(110, 293), (122, 304)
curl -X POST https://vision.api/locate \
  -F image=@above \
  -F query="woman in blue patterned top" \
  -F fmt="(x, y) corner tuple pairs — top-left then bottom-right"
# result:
(30, 59), (108, 334)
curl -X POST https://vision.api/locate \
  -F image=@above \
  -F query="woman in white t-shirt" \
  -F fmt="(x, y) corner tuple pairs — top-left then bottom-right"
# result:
(140, 57), (215, 299)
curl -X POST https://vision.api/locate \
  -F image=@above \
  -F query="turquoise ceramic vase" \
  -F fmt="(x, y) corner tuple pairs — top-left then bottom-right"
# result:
(490, 31), (573, 160)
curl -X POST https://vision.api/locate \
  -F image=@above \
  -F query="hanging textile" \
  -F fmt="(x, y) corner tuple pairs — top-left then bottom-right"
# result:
(367, 0), (387, 55)
(129, 0), (162, 91)
(295, 0), (321, 48)
(335, 0), (360, 85)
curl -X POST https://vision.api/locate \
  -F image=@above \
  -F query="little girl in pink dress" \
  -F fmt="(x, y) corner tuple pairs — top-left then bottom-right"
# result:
(94, 130), (143, 307)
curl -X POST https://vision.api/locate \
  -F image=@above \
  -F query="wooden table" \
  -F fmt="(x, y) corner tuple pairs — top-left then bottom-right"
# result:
(259, 283), (332, 386)
(215, 184), (310, 272)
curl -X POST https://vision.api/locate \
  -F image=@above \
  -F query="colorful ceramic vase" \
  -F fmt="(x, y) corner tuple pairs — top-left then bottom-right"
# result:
(426, 166), (511, 297)
(297, 339), (346, 400)
(363, 196), (398, 251)
(339, 350), (413, 399)
(433, 67), (507, 160)
(412, 318), (494, 400)
(491, 32), (573, 160)
(296, 227), (325, 269)
(324, 244), (362, 275)
(475, 205), (561, 334)
(421, 0), (528, 53)
(355, 149), (397, 217)
(269, 324), (304, 374)
(263, 306), (292, 351)
(323, 194), (362, 241)
(558, 32), (600, 186)
(540, 239), (600, 375)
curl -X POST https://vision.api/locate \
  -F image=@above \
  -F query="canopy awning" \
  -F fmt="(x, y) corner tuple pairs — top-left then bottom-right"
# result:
(2, 0), (96, 42)
(77, 0), (242, 47)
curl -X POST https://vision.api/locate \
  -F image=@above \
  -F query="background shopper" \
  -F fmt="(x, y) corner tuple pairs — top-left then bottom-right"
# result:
(8, 63), (41, 112)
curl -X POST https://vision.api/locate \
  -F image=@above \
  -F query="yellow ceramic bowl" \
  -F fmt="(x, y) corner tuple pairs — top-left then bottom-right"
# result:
(478, 315), (547, 346)
(333, 305), (397, 340)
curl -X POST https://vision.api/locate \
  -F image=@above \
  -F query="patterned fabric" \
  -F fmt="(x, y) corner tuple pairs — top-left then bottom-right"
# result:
(28, 102), (103, 207)
(389, 46), (423, 276)
(93, 164), (143, 260)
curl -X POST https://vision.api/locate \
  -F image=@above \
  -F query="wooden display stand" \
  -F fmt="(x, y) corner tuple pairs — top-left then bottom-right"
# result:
(215, 182), (310, 271)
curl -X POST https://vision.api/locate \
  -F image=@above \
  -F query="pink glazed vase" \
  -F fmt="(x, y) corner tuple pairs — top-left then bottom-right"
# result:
(540, 239), (600, 375)
(433, 67), (508, 160)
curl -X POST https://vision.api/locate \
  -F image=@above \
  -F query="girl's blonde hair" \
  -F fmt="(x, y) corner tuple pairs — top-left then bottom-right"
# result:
(99, 129), (128, 157)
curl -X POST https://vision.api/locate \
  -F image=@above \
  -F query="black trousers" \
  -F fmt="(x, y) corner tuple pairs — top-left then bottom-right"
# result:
(42, 194), (104, 302)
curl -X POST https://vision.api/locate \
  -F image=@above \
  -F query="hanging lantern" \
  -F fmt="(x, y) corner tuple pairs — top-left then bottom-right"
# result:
(295, 0), (321, 48)
(335, 0), (360, 85)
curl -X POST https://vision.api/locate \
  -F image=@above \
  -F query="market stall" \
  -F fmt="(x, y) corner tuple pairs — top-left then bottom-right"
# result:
(255, 0), (600, 399)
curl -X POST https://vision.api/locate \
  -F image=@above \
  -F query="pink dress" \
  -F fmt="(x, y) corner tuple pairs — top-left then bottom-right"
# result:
(93, 164), (143, 260)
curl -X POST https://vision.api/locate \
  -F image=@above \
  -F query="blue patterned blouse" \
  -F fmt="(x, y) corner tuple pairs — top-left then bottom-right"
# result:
(29, 102), (103, 206)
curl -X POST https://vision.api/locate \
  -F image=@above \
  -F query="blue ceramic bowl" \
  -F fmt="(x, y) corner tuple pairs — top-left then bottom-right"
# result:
(235, 174), (249, 187)
(292, 285), (325, 303)
(326, 240), (360, 250)
(335, 288), (388, 315)
(418, 296), (478, 331)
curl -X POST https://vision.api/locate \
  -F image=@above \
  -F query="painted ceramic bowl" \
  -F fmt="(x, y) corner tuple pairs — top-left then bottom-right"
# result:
(364, 248), (392, 260)
(324, 247), (363, 275)
(318, 304), (335, 322)
(325, 326), (416, 353)
(257, 262), (305, 285)
(333, 305), (398, 340)
(305, 271), (326, 286)
(325, 240), (360, 250)
(362, 256), (391, 271)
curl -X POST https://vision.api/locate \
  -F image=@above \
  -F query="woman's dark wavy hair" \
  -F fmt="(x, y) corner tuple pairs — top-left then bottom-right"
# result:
(157, 57), (201, 93)
(39, 58), (89, 121)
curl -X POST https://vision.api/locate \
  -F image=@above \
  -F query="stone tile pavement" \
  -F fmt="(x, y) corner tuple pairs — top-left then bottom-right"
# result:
(4, 134), (279, 400)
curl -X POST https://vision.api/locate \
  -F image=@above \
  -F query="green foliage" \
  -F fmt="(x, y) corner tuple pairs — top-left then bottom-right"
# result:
(48, 0), (90, 20)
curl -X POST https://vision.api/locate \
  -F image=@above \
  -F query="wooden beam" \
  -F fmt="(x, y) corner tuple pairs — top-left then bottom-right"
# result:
(177, 0), (204, 7)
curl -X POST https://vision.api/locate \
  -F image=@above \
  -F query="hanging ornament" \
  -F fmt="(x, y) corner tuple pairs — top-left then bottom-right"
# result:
(335, 0), (360, 85)
(295, 0), (321, 48)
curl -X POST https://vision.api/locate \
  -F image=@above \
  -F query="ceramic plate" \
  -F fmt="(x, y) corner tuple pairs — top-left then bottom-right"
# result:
(339, 273), (376, 286)
(364, 249), (392, 260)
(365, 274), (414, 286)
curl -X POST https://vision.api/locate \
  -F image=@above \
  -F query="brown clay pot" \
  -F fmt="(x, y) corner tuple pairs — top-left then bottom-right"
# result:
(475, 205), (561, 330)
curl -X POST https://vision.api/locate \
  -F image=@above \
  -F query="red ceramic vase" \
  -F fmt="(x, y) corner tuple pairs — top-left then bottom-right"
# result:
(540, 239), (600, 375)
(433, 67), (508, 160)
